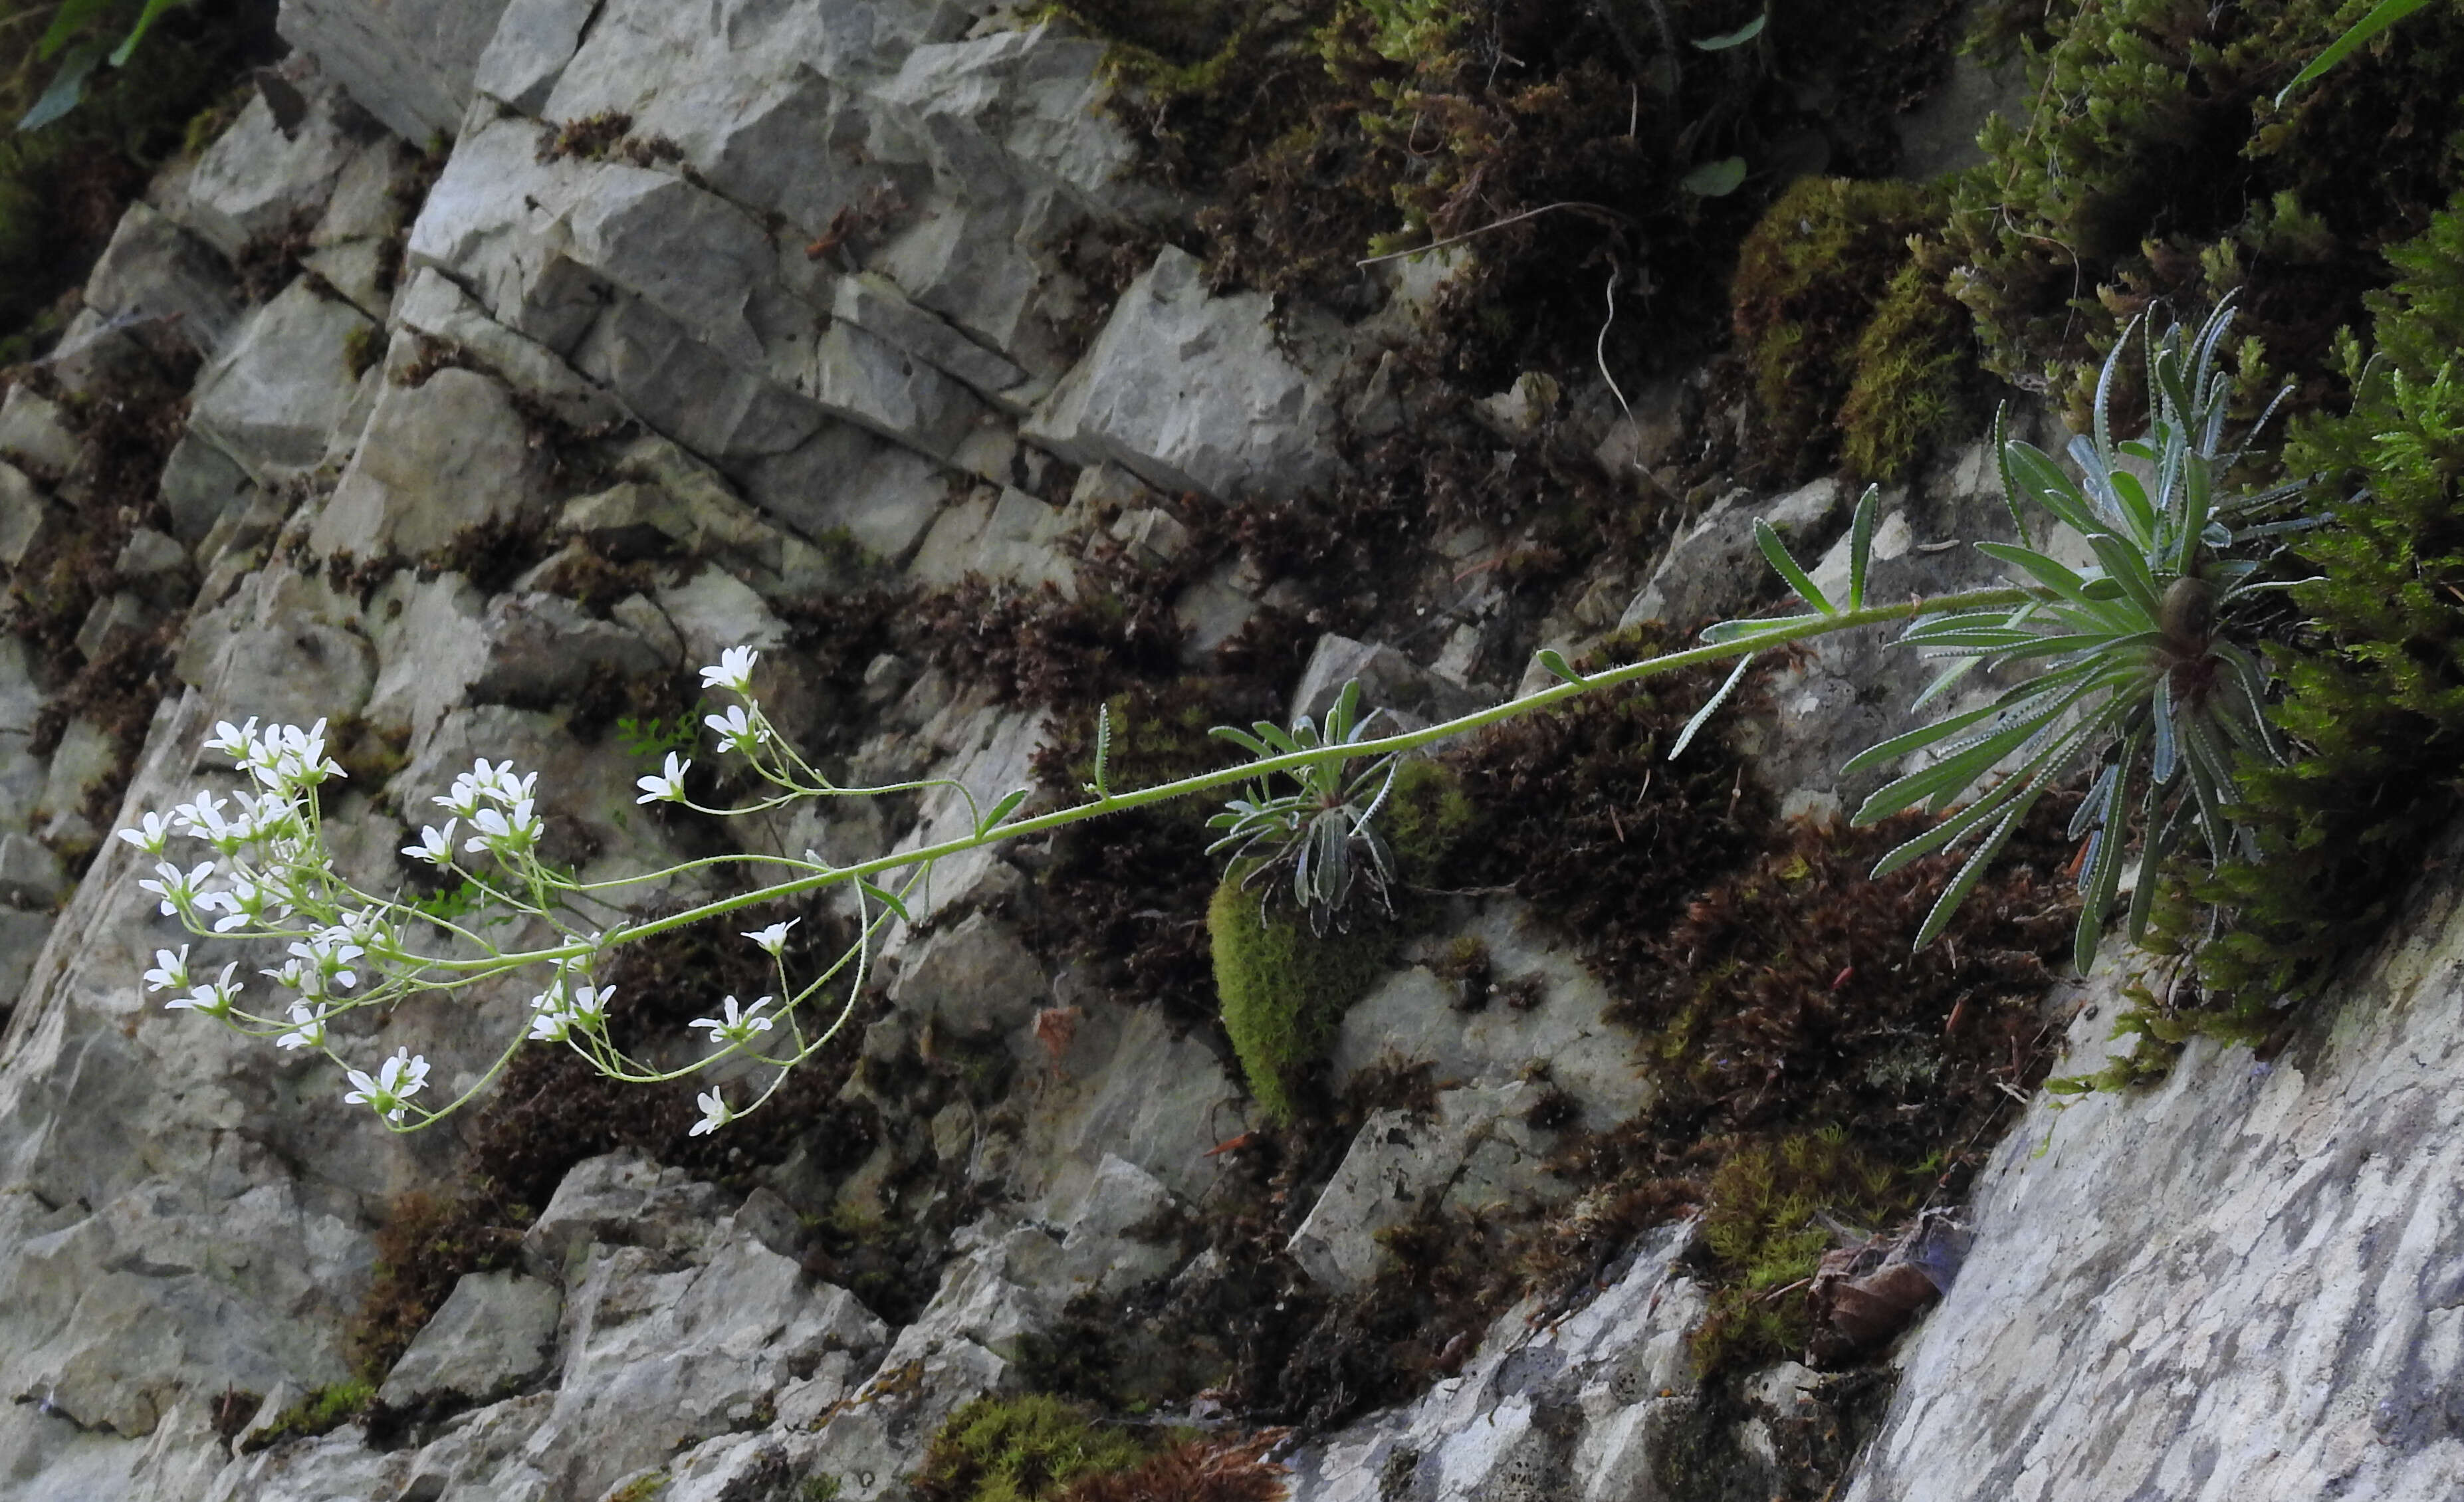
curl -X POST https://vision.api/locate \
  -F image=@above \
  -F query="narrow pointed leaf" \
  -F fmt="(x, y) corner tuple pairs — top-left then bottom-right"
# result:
(1755, 518), (1833, 613)
(1671, 653), (1753, 760)
(1847, 485), (1878, 610)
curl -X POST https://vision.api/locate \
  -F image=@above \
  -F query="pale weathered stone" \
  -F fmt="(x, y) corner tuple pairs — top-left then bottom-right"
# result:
(189, 279), (378, 477)
(1619, 476), (1845, 631)
(309, 366), (550, 561)
(1286, 1081), (1563, 1296)
(82, 203), (245, 356)
(157, 434), (253, 547)
(833, 272), (1026, 397)
(376, 1269), (561, 1409)
(1290, 632), (1494, 728)
(471, 593), (667, 705)
(162, 90), (358, 262)
(890, 911), (1046, 1039)
(740, 423), (953, 563)
(275, 0), (517, 144)
(472, 0), (597, 112)
(0, 383), (80, 477)
(1333, 899), (1652, 1130)
(1025, 246), (1337, 502)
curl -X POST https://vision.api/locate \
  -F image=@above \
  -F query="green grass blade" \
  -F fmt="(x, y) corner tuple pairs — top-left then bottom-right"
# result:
(1847, 485), (1878, 610)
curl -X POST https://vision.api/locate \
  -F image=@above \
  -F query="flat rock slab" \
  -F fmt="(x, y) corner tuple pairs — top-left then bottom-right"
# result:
(376, 1269), (561, 1408)
(1845, 873), (2464, 1502)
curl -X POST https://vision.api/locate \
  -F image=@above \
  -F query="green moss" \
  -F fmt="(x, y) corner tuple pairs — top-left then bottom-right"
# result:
(910, 1394), (1156, 1502)
(237, 1380), (375, 1453)
(1837, 258), (1974, 483)
(2149, 192), (2464, 1023)
(1379, 756), (1473, 883)
(604, 1473), (668, 1502)
(1731, 177), (1944, 478)
(342, 322), (382, 381)
(1688, 1130), (1918, 1376)
(1938, 0), (2464, 429)
(1209, 868), (1400, 1123)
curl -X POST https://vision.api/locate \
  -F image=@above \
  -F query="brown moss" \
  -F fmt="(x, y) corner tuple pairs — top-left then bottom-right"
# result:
(346, 1187), (524, 1382)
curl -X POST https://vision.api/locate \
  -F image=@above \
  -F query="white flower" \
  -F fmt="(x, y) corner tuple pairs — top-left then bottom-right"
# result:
(275, 1003), (327, 1051)
(200, 871), (284, 934)
(704, 704), (768, 754)
(689, 1089), (733, 1136)
(290, 935), (363, 992)
(403, 819), (457, 866)
(742, 918), (798, 956)
(567, 982), (612, 1027)
(465, 800), (540, 858)
(342, 1047), (430, 1124)
(203, 718), (261, 763)
(138, 860), (215, 918)
(700, 646), (760, 696)
(527, 1008), (572, 1043)
(635, 752), (691, 805)
(689, 994), (774, 1045)
(168, 963), (242, 1018)
(116, 811), (174, 855)
(142, 946), (190, 994)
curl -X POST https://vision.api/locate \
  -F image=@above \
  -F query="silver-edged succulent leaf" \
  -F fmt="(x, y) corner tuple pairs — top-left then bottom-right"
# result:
(1205, 678), (1404, 934)
(1840, 295), (2313, 962)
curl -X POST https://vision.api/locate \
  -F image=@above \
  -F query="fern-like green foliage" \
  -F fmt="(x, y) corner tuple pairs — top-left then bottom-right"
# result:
(2186, 197), (2464, 1019)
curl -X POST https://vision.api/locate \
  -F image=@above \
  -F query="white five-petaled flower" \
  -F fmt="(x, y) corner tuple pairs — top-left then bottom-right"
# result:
(200, 871), (284, 934)
(117, 811), (174, 855)
(689, 1089), (733, 1137)
(566, 983), (611, 1027)
(465, 800), (541, 858)
(527, 1008), (572, 1043)
(700, 645), (760, 697)
(342, 1047), (431, 1124)
(742, 918), (798, 956)
(403, 819), (457, 866)
(276, 1003), (327, 1051)
(289, 936), (362, 992)
(142, 946), (191, 994)
(168, 963), (242, 1018)
(204, 718), (261, 763)
(635, 752), (691, 805)
(138, 860), (215, 917)
(689, 994), (774, 1045)
(704, 704), (767, 754)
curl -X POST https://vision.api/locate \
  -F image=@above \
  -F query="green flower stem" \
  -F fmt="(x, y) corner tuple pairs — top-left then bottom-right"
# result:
(531, 584), (2041, 966)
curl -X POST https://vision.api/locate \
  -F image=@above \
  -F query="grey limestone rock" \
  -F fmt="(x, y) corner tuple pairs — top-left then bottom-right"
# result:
(189, 278), (378, 478)
(1618, 476), (1845, 632)
(1286, 1081), (1565, 1296)
(275, 0), (516, 144)
(520, 1152), (725, 1278)
(1332, 899), (1652, 1130)
(470, 592), (668, 705)
(1026, 245), (1337, 502)
(890, 911), (1046, 1040)
(160, 88), (360, 262)
(156, 434), (253, 547)
(472, 0), (598, 112)
(1290, 631), (1496, 729)
(375, 1270), (562, 1410)
(81, 202), (245, 356)
(308, 365), (551, 561)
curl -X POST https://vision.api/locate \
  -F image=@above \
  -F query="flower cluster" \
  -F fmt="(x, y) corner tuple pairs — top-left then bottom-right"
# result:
(123, 647), (903, 1139)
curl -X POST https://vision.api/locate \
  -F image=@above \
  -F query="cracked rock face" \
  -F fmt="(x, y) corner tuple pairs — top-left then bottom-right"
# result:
(0, 4), (2456, 1501)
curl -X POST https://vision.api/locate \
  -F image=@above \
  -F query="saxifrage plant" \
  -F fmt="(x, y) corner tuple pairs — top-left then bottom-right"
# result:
(120, 306), (2311, 1128)
(1700, 301), (2311, 972)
